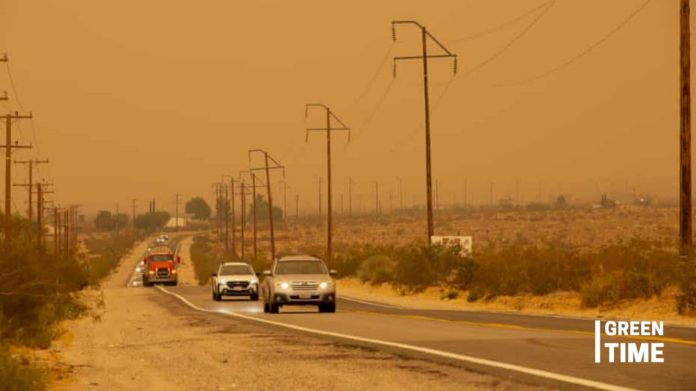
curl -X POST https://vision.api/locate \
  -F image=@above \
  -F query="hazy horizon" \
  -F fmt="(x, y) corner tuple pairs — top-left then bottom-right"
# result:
(0, 0), (686, 215)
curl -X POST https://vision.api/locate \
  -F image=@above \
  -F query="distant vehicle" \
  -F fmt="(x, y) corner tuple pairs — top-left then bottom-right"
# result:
(142, 247), (180, 286)
(210, 262), (259, 301)
(261, 256), (336, 314)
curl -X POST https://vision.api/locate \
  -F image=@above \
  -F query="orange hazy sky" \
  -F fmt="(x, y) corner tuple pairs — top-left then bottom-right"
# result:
(0, 0), (686, 213)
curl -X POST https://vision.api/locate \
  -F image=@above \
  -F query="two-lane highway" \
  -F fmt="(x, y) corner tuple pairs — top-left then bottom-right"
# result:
(155, 283), (696, 391)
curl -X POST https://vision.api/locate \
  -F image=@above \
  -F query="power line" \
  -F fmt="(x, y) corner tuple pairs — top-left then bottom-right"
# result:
(347, 79), (395, 145)
(462, 0), (556, 77)
(353, 44), (395, 106)
(446, 1), (553, 45)
(4, 60), (26, 112)
(497, 0), (652, 87)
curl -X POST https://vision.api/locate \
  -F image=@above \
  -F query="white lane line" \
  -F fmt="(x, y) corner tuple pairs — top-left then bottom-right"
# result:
(155, 285), (636, 391)
(339, 295), (404, 309)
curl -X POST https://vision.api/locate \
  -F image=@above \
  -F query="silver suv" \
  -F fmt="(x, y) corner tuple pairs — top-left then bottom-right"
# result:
(261, 256), (336, 313)
(211, 262), (259, 301)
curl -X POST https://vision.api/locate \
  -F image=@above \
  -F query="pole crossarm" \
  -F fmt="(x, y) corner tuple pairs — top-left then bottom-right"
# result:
(305, 103), (352, 141)
(391, 21), (458, 78)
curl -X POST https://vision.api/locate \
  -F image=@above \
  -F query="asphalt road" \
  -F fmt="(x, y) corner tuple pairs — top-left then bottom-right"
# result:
(128, 238), (696, 390)
(153, 284), (695, 391)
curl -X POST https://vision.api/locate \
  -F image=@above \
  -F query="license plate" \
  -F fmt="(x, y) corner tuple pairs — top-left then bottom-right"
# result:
(299, 293), (311, 299)
(232, 286), (243, 291)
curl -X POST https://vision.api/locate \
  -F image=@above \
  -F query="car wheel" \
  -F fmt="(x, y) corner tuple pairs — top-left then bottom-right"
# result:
(319, 303), (336, 313)
(270, 303), (280, 314)
(250, 294), (259, 301)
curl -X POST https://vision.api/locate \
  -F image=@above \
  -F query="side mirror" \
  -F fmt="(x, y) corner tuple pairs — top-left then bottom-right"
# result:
(329, 269), (337, 276)
(176, 256), (181, 264)
(263, 270), (272, 277)
(210, 273), (217, 277)
(255, 271), (262, 277)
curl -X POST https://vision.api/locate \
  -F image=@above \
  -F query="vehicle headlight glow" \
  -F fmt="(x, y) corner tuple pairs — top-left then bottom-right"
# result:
(280, 282), (289, 289)
(319, 282), (329, 289)
(148, 270), (155, 275)
(251, 277), (258, 284)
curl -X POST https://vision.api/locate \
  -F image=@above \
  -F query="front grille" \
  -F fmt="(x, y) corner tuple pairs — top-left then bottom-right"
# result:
(156, 268), (169, 278)
(226, 281), (250, 289)
(291, 281), (318, 291)
(290, 295), (320, 300)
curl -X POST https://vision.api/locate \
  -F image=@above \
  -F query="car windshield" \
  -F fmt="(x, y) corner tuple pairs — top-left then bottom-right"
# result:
(275, 261), (326, 275)
(220, 265), (253, 275)
(149, 254), (173, 261)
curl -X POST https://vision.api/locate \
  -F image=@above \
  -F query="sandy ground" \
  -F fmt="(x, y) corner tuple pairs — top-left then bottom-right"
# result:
(337, 278), (696, 327)
(174, 236), (197, 286)
(49, 236), (546, 390)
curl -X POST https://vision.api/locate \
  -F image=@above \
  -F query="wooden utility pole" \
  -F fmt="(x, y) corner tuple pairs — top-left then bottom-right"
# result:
(348, 177), (354, 217)
(53, 207), (60, 260)
(222, 185), (229, 251)
(249, 149), (285, 261)
(295, 194), (299, 219)
(318, 176), (322, 222)
(375, 181), (379, 217)
(463, 178), (468, 208)
(35, 182), (52, 253)
(516, 179), (520, 207)
(398, 178), (403, 210)
(681, 0), (692, 255)
(225, 176), (236, 256)
(131, 199), (136, 229)
(175, 193), (181, 231)
(305, 104), (350, 266)
(2, 112), (33, 250)
(239, 171), (263, 260)
(13, 158), (48, 242)
(239, 180), (246, 259)
(392, 21), (456, 245)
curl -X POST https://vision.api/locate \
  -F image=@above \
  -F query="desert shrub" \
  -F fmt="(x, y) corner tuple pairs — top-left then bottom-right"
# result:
(392, 245), (470, 291)
(356, 255), (394, 284)
(579, 271), (624, 308)
(190, 236), (219, 285)
(441, 289), (459, 300)
(0, 343), (44, 391)
(84, 232), (140, 285)
(677, 259), (696, 315)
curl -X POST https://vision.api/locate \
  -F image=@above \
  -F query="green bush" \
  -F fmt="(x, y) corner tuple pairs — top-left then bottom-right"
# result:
(0, 343), (44, 391)
(331, 237), (684, 310)
(677, 259), (696, 315)
(356, 255), (394, 284)
(190, 236), (219, 285)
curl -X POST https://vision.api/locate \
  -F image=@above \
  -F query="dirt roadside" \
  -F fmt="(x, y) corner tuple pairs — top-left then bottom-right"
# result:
(48, 235), (547, 391)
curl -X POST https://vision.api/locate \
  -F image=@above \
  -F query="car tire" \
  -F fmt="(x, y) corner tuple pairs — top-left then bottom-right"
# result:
(250, 294), (259, 301)
(270, 303), (280, 314)
(319, 303), (336, 313)
(263, 302), (269, 313)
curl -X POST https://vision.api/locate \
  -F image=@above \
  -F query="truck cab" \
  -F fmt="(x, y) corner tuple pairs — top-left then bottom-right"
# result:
(142, 246), (180, 286)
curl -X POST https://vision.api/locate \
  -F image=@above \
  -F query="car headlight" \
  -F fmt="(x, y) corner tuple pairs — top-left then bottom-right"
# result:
(171, 269), (177, 274)
(319, 282), (329, 289)
(278, 282), (289, 289)
(251, 277), (258, 285)
(148, 270), (155, 275)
